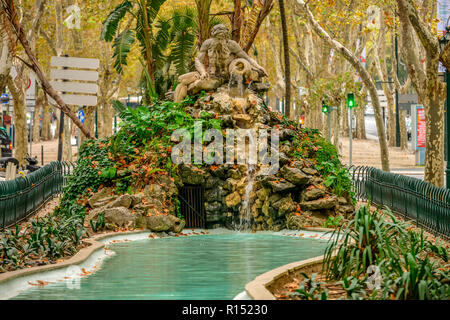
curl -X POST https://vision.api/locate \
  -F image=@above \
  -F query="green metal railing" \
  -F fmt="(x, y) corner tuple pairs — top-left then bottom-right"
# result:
(351, 166), (450, 239)
(0, 161), (74, 230)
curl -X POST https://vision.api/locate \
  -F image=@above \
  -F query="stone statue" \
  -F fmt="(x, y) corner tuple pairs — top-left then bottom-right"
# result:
(173, 24), (268, 103)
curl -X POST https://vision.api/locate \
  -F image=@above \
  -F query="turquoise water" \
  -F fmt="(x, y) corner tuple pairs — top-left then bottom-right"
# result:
(12, 233), (328, 300)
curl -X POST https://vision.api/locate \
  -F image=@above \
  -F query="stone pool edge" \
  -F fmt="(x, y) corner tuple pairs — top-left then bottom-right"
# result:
(244, 255), (325, 300)
(244, 228), (338, 300)
(0, 230), (147, 286)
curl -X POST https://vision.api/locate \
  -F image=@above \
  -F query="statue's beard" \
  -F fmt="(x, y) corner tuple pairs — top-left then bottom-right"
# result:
(212, 41), (230, 58)
(214, 32), (227, 40)
(210, 40), (231, 77)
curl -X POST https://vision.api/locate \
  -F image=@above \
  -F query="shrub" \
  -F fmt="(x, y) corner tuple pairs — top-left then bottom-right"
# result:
(322, 204), (450, 300)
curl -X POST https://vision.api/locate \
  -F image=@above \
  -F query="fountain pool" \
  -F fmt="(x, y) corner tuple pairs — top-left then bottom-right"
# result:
(8, 231), (329, 300)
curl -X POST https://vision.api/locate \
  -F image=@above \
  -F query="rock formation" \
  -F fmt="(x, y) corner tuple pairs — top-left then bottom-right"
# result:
(84, 23), (354, 234)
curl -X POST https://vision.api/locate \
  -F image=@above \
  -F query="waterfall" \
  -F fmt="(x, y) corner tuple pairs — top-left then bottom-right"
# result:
(228, 70), (245, 98)
(235, 164), (257, 231)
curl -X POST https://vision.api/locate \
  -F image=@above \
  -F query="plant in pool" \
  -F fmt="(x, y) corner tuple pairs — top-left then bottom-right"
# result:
(320, 204), (450, 300)
(292, 273), (329, 300)
(0, 210), (87, 272)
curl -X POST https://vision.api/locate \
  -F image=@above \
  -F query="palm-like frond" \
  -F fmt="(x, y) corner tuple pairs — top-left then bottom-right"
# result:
(112, 100), (127, 114)
(113, 29), (135, 74)
(152, 19), (171, 70)
(240, 0), (263, 47)
(169, 9), (197, 75)
(101, 0), (133, 41)
(147, 0), (167, 21)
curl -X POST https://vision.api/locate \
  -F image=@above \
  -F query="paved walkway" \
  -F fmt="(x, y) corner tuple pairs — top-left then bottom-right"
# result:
(340, 137), (417, 169)
(19, 139), (78, 166)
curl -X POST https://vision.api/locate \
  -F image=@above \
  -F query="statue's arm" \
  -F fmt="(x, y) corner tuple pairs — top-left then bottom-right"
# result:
(195, 40), (210, 79)
(230, 41), (268, 77)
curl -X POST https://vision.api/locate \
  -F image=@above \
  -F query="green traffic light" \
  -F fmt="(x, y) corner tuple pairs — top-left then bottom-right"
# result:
(347, 93), (355, 109)
(322, 100), (329, 113)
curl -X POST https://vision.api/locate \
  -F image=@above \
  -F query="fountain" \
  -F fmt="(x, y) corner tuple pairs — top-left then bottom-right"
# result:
(167, 23), (353, 232)
(236, 163), (257, 231)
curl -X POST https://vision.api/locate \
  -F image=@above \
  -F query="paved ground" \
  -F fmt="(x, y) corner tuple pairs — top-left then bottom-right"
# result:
(340, 137), (417, 169)
(23, 139), (79, 165)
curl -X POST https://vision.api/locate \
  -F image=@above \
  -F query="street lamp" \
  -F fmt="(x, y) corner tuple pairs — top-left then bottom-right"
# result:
(439, 24), (450, 188)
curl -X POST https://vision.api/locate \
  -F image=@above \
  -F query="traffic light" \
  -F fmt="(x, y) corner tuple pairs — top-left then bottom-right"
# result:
(347, 93), (355, 109)
(322, 100), (329, 113)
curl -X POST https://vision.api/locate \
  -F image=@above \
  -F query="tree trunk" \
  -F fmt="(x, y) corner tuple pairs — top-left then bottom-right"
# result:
(63, 112), (72, 161)
(231, 0), (243, 43)
(33, 91), (44, 142)
(441, 42), (450, 71)
(81, 106), (95, 145)
(265, 18), (285, 109)
(373, 11), (397, 147)
(32, 104), (40, 143)
(41, 100), (51, 141)
(278, 0), (291, 119)
(333, 105), (341, 152)
(313, 103), (323, 131)
(396, 0), (446, 186)
(0, 7), (12, 92)
(356, 105), (366, 140)
(424, 54), (445, 186)
(101, 102), (114, 138)
(342, 104), (349, 137)
(400, 109), (408, 150)
(7, 76), (27, 166)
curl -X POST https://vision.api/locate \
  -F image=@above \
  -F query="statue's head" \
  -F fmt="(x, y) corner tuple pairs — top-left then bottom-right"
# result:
(211, 24), (229, 40)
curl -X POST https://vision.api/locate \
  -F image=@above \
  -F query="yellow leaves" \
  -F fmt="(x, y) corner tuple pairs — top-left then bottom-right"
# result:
(28, 280), (51, 287)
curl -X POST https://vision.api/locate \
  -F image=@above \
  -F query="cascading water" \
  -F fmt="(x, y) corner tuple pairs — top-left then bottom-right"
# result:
(228, 59), (258, 231)
(228, 69), (245, 98)
(235, 163), (257, 231)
